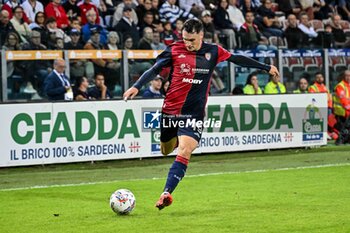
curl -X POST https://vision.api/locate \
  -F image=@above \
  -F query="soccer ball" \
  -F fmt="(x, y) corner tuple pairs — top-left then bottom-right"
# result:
(110, 189), (136, 214)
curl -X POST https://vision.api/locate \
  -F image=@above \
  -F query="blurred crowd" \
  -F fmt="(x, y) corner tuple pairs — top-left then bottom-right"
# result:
(1, 0), (350, 100)
(1, 0), (350, 51)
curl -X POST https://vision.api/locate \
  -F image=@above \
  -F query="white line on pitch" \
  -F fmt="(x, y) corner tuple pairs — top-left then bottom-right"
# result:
(1, 162), (350, 192)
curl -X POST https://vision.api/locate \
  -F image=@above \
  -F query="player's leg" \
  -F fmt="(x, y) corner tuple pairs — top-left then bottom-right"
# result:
(159, 113), (178, 156)
(156, 136), (198, 210)
(156, 121), (201, 210)
(163, 135), (198, 190)
(160, 137), (178, 156)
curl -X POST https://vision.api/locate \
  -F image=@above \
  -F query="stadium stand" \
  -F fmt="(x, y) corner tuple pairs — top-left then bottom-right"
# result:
(0, 0), (350, 101)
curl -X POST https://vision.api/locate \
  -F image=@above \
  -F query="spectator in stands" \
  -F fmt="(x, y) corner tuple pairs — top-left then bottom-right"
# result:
(159, 0), (194, 26)
(88, 73), (112, 99)
(161, 79), (170, 95)
(179, 0), (205, 18)
(2, 32), (22, 91)
(298, 12), (318, 45)
(139, 10), (156, 32)
(106, 31), (120, 49)
(22, 0), (44, 23)
(240, 0), (261, 8)
(243, 72), (262, 94)
(203, 31), (213, 43)
(330, 14), (350, 48)
(313, 0), (328, 20)
(68, 16), (81, 32)
(276, 0), (302, 17)
(231, 86), (244, 95)
(114, 5), (139, 46)
(47, 30), (58, 49)
(96, 0), (109, 16)
(293, 77), (308, 93)
(264, 75), (286, 94)
(161, 20), (177, 45)
(44, 58), (73, 101)
(2, 31), (21, 54)
(22, 30), (52, 95)
(135, 0), (152, 26)
(82, 8), (107, 44)
(298, 0), (316, 20)
(74, 76), (91, 100)
(64, 28), (87, 82)
(29, 12), (48, 44)
(123, 35), (133, 50)
(151, 0), (161, 22)
(173, 18), (184, 41)
(29, 11), (45, 30)
(239, 11), (277, 50)
(211, 69), (226, 93)
(45, 16), (70, 43)
(63, 0), (81, 21)
(0, 9), (16, 46)
(84, 27), (120, 90)
(333, 70), (350, 145)
(227, 0), (245, 30)
(78, 0), (100, 25)
(2, 0), (30, 23)
(315, 24), (334, 48)
(3, 0), (23, 10)
(112, 0), (138, 27)
(55, 36), (64, 49)
(240, 0), (258, 15)
(135, 27), (154, 78)
(138, 27), (153, 49)
(308, 72), (332, 109)
(151, 31), (166, 50)
(122, 35), (151, 84)
(337, 0), (350, 21)
(45, 0), (69, 29)
(257, 0), (283, 38)
(10, 6), (31, 43)
(213, 0), (237, 49)
(284, 14), (308, 48)
(200, 10), (219, 44)
(142, 75), (164, 98)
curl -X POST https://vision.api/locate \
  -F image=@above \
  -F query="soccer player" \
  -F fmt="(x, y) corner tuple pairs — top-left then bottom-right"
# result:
(123, 19), (279, 210)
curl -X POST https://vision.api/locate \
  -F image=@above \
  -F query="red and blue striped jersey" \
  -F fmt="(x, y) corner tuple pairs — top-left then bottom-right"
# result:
(157, 41), (232, 118)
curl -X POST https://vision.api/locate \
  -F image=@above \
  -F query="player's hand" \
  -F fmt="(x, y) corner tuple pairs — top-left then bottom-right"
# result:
(269, 65), (279, 77)
(123, 87), (139, 101)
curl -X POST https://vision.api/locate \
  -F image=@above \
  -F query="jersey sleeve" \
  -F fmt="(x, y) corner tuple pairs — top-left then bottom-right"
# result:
(133, 46), (172, 90)
(216, 45), (232, 64)
(155, 46), (173, 68)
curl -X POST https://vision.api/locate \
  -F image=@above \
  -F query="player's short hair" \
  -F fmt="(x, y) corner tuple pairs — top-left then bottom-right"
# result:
(182, 18), (203, 34)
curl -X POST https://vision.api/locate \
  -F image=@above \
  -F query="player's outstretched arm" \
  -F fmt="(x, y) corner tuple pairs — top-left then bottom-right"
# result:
(123, 47), (172, 101)
(227, 54), (279, 77)
(123, 65), (161, 101)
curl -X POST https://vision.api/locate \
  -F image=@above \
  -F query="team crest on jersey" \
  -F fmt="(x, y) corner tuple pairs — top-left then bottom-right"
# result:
(180, 63), (192, 75)
(205, 53), (211, 60)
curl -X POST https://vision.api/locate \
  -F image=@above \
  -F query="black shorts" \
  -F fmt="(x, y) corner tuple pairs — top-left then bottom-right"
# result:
(160, 113), (203, 142)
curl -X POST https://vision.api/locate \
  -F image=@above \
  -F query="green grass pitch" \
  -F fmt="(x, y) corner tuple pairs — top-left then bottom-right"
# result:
(0, 146), (350, 233)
